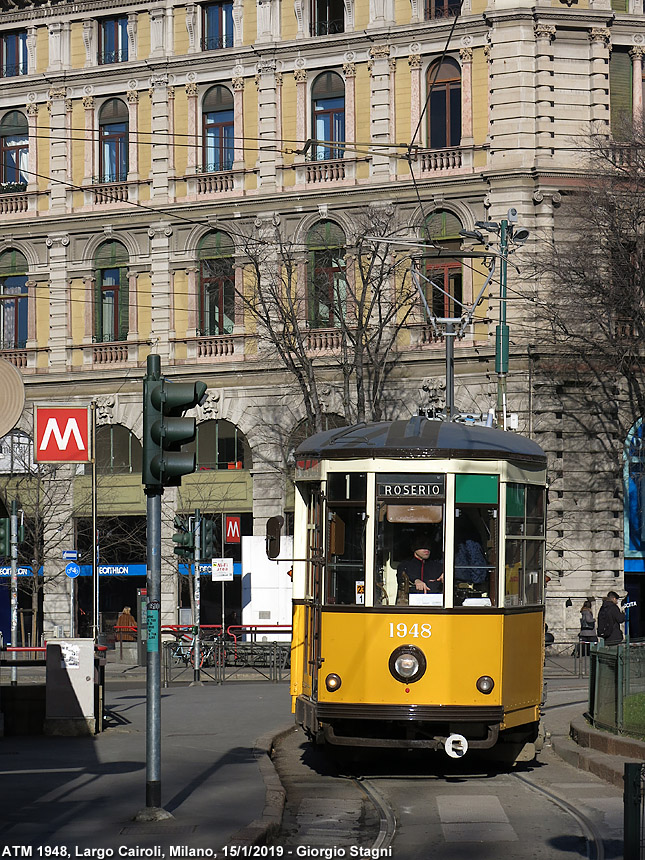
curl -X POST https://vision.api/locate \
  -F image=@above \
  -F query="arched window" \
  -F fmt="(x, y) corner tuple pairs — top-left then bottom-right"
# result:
(311, 0), (344, 35)
(99, 99), (129, 183)
(307, 220), (347, 328)
(424, 210), (463, 319)
(427, 58), (461, 150)
(311, 72), (345, 161)
(203, 86), (234, 172)
(0, 249), (28, 350)
(186, 419), (252, 470)
(198, 231), (235, 335)
(94, 424), (142, 474)
(94, 241), (129, 343)
(0, 111), (28, 185)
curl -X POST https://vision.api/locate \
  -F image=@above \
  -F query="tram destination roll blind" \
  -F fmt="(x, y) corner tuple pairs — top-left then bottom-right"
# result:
(377, 474), (445, 500)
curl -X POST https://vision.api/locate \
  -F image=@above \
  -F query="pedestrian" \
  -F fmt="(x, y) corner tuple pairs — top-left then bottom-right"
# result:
(597, 591), (626, 646)
(577, 599), (597, 655)
(116, 606), (137, 641)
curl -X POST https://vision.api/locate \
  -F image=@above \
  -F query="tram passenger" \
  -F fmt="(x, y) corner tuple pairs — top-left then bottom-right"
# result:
(396, 536), (443, 604)
(454, 516), (492, 605)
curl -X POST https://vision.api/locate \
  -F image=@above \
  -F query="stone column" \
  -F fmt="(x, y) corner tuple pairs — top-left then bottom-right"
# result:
(256, 59), (279, 189)
(26, 102), (39, 192)
(252, 468), (287, 535)
(66, 99), (73, 185)
(42, 464), (76, 637)
(83, 275), (95, 343)
(149, 75), (170, 201)
(294, 67), (307, 155)
(25, 279), (37, 348)
(343, 61), (356, 150)
(48, 88), (69, 214)
(127, 271), (139, 339)
(167, 86), (175, 177)
(631, 47), (644, 122)
(186, 266), (199, 337)
(484, 44), (491, 142)
(409, 52), (422, 146)
(535, 24), (556, 160)
(234, 262), (244, 333)
(275, 72), (284, 188)
(148, 223), (173, 360)
(46, 233), (70, 369)
(127, 89), (139, 180)
(186, 81), (198, 173)
(389, 57), (397, 176)
(589, 27), (611, 131)
(459, 47), (473, 144)
(369, 45), (392, 178)
(232, 76), (245, 167)
(83, 95), (95, 184)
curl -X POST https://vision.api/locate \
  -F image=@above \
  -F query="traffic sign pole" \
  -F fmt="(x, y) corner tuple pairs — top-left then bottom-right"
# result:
(10, 500), (17, 686)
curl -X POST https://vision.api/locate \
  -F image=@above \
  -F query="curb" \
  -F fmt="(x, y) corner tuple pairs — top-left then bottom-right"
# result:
(222, 723), (296, 848)
(550, 716), (645, 789)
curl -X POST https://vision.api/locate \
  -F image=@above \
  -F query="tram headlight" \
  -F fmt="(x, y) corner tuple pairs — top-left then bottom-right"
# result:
(389, 645), (427, 684)
(476, 675), (495, 694)
(325, 673), (342, 692)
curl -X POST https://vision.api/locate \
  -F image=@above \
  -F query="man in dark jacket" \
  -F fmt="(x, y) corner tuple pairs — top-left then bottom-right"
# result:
(396, 536), (443, 603)
(597, 591), (626, 645)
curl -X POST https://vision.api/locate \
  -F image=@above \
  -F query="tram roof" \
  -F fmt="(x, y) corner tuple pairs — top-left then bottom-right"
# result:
(295, 417), (547, 465)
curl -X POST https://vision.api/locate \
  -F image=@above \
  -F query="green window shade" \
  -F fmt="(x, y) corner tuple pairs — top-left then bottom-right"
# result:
(118, 266), (129, 340)
(610, 50), (633, 136)
(611, 0), (628, 11)
(506, 483), (524, 518)
(455, 474), (498, 505)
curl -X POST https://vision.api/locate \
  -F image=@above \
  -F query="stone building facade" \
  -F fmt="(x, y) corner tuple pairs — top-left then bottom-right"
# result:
(0, 0), (639, 639)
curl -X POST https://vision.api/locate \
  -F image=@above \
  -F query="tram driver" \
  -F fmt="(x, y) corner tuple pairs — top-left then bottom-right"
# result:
(396, 535), (444, 604)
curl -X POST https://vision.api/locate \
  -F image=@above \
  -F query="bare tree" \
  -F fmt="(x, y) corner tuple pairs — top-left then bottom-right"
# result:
(237, 206), (419, 436)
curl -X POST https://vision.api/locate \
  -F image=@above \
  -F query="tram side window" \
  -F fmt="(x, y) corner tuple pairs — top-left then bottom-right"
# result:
(453, 506), (498, 607)
(505, 484), (545, 606)
(325, 472), (367, 605)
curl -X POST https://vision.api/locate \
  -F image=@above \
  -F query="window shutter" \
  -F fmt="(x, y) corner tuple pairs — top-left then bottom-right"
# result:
(118, 266), (129, 340)
(611, 0), (628, 11)
(610, 50), (633, 137)
(94, 277), (102, 341)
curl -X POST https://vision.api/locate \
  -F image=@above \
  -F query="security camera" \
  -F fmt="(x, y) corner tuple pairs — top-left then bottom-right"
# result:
(507, 208), (518, 223)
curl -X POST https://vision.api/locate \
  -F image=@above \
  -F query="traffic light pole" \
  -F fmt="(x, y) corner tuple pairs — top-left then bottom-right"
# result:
(144, 487), (164, 811)
(10, 500), (17, 685)
(192, 510), (201, 685)
(495, 219), (510, 430)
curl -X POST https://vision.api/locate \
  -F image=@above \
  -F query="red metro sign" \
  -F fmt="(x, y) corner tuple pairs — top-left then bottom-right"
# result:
(35, 407), (91, 463)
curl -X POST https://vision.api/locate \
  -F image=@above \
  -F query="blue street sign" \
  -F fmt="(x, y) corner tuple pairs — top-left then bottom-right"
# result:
(65, 562), (81, 579)
(62, 550), (79, 560)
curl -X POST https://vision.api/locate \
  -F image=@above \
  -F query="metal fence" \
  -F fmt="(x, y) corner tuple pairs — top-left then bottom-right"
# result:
(589, 640), (645, 737)
(544, 639), (592, 678)
(162, 637), (290, 686)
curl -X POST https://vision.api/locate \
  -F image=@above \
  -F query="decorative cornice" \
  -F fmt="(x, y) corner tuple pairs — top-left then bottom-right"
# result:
(369, 44), (391, 59)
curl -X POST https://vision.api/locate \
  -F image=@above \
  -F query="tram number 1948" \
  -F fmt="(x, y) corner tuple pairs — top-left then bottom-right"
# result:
(389, 622), (431, 638)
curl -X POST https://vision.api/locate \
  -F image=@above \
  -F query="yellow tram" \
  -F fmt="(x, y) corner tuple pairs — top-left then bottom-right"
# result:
(288, 416), (547, 761)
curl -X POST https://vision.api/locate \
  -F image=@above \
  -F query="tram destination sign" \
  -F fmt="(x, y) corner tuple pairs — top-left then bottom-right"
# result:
(377, 473), (445, 501)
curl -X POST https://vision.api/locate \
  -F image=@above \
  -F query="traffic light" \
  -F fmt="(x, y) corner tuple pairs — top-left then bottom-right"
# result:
(201, 518), (215, 560)
(142, 354), (208, 491)
(266, 516), (284, 560)
(172, 515), (195, 560)
(0, 519), (9, 557)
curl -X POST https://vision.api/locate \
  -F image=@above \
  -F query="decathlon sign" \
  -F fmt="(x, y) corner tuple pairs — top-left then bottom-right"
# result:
(35, 407), (91, 463)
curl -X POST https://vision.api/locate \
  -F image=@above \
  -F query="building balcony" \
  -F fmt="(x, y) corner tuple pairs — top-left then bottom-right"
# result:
(412, 146), (473, 176)
(0, 183), (36, 217)
(305, 327), (345, 355)
(74, 339), (147, 369)
(177, 333), (246, 363)
(0, 346), (41, 372)
(183, 168), (243, 199)
(293, 157), (357, 188)
(89, 178), (131, 205)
